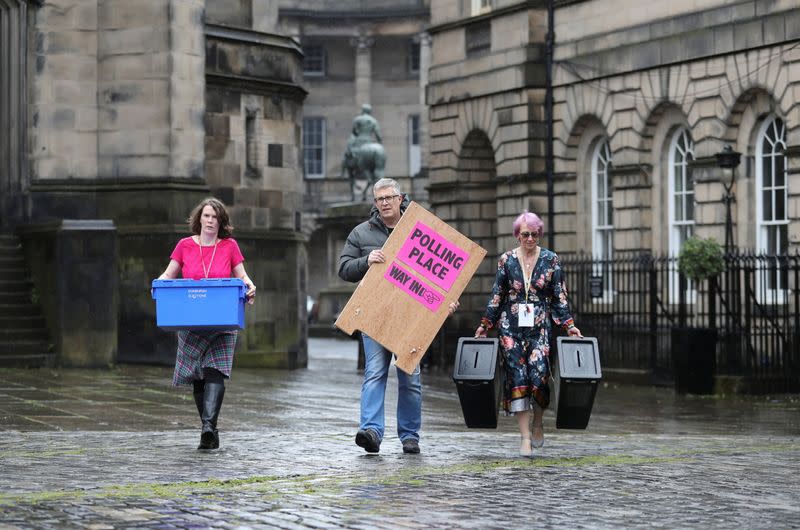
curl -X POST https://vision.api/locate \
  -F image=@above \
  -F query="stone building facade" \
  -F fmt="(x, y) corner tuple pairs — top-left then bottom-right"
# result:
(0, 0), (308, 368)
(426, 0), (800, 361)
(277, 0), (430, 324)
(552, 0), (800, 259)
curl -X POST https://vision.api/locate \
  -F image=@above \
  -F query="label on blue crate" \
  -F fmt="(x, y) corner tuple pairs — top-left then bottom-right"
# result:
(152, 278), (245, 330)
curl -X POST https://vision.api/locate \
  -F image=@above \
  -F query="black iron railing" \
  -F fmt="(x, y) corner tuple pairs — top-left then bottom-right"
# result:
(561, 252), (800, 393)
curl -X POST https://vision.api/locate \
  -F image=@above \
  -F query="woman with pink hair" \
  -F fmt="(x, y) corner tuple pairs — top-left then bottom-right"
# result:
(475, 211), (581, 457)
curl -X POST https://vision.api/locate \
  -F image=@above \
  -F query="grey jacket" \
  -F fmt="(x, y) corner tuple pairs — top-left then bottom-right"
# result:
(338, 194), (410, 283)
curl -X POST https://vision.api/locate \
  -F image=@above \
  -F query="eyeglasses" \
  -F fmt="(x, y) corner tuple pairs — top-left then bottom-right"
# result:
(519, 231), (538, 239)
(374, 194), (400, 204)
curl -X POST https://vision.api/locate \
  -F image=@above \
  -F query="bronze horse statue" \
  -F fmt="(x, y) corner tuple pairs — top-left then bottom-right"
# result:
(342, 142), (387, 202)
(342, 104), (387, 202)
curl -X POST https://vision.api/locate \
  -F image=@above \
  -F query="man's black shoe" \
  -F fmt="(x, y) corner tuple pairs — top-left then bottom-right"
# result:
(355, 428), (381, 453)
(402, 438), (420, 454)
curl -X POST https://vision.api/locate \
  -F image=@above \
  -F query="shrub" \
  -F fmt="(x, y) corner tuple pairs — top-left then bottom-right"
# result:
(678, 237), (724, 281)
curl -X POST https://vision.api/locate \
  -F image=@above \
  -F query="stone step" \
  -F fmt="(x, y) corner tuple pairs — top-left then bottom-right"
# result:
(0, 352), (52, 368)
(0, 315), (46, 328)
(0, 256), (25, 267)
(0, 292), (32, 304)
(0, 278), (34, 292)
(0, 244), (22, 254)
(0, 235), (19, 247)
(0, 304), (40, 317)
(0, 269), (29, 281)
(0, 339), (53, 355)
(0, 328), (49, 341)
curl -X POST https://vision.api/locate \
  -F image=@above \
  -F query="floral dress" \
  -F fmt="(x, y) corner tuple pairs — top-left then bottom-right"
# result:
(480, 247), (575, 413)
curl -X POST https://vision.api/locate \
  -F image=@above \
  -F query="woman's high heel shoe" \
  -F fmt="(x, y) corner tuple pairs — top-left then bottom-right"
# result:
(519, 437), (532, 457)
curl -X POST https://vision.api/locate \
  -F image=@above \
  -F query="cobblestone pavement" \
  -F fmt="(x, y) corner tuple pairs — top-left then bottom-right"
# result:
(1, 338), (799, 529)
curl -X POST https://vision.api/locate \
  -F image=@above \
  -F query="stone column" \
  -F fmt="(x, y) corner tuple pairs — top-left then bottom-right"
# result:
(353, 33), (374, 107)
(418, 31), (431, 172)
(0, 0), (31, 227)
(413, 31), (432, 201)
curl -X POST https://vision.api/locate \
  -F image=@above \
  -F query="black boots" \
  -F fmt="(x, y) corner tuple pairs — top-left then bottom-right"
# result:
(198, 381), (225, 450)
(192, 380), (204, 418)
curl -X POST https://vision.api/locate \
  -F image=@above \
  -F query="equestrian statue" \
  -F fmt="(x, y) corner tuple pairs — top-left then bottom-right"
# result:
(342, 103), (387, 202)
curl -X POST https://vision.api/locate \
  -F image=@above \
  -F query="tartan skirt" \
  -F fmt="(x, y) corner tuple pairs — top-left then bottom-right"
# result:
(172, 330), (237, 386)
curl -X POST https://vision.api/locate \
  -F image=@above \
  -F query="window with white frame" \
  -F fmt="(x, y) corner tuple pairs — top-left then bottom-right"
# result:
(408, 114), (421, 177)
(756, 116), (788, 301)
(591, 140), (613, 301)
(668, 128), (695, 252)
(302, 117), (325, 178)
(471, 0), (491, 16)
(302, 44), (325, 76)
(668, 128), (696, 302)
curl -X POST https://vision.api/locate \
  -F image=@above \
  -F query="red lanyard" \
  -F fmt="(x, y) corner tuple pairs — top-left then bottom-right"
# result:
(199, 239), (218, 278)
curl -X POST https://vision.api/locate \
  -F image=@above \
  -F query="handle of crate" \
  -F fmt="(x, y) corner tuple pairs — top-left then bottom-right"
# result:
(150, 278), (247, 299)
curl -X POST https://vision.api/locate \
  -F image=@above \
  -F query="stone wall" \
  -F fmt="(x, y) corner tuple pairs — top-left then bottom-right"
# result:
(204, 25), (306, 233)
(29, 0), (205, 185)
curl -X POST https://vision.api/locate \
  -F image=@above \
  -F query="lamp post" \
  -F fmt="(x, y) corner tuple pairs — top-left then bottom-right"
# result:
(715, 145), (741, 255)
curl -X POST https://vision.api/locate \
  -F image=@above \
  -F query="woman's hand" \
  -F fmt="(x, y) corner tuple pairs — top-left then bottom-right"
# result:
(244, 281), (256, 305)
(567, 326), (583, 338)
(474, 324), (487, 338)
(232, 263), (256, 305)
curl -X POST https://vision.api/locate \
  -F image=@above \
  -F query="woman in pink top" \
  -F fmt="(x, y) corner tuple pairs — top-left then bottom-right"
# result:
(157, 197), (256, 450)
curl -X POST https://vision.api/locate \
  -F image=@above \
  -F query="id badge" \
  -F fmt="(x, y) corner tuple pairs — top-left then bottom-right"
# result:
(518, 303), (534, 327)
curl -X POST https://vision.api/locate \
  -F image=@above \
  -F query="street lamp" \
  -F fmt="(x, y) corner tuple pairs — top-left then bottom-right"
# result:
(715, 144), (741, 255)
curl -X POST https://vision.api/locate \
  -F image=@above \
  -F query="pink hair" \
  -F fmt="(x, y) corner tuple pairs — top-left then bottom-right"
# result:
(512, 211), (544, 238)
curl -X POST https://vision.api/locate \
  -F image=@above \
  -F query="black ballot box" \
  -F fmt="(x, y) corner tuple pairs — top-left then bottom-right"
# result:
(552, 336), (602, 429)
(452, 337), (502, 428)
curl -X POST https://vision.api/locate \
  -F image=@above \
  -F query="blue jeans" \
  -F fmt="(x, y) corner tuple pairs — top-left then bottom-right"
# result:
(360, 333), (422, 442)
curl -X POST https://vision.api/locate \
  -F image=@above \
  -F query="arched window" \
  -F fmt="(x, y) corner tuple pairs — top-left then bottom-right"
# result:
(756, 116), (788, 301)
(667, 128), (695, 302)
(668, 128), (695, 254)
(591, 140), (613, 300)
(756, 116), (788, 255)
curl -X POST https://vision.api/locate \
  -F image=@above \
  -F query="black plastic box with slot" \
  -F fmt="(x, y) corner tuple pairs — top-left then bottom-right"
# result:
(452, 337), (502, 428)
(552, 336), (602, 429)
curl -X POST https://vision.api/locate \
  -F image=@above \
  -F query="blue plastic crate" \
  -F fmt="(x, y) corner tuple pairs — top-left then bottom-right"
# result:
(151, 278), (246, 331)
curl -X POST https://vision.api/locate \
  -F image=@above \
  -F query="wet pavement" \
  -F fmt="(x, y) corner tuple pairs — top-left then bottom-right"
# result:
(0, 338), (799, 529)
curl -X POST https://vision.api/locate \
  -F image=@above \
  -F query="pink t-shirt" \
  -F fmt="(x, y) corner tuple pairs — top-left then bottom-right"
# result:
(170, 237), (245, 280)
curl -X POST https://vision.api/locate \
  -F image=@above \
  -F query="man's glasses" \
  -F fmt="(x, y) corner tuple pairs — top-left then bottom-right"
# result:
(374, 194), (400, 204)
(519, 231), (538, 239)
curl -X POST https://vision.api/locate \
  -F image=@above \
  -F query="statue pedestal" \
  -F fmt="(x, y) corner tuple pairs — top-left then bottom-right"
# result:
(307, 201), (372, 338)
(325, 201), (373, 217)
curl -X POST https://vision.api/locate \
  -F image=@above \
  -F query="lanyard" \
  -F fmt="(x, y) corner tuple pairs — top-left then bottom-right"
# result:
(520, 247), (539, 302)
(198, 238), (219, 278)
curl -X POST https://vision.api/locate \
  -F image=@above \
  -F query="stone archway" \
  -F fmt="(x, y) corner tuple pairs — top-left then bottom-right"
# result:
(428, 128), (497, 365)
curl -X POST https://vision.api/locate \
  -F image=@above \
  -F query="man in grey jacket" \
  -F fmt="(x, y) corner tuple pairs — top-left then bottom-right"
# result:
(338, 178), (421, 454)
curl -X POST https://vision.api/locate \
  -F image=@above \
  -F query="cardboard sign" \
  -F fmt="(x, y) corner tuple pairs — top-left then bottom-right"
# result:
(335, 202), (487, 374)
